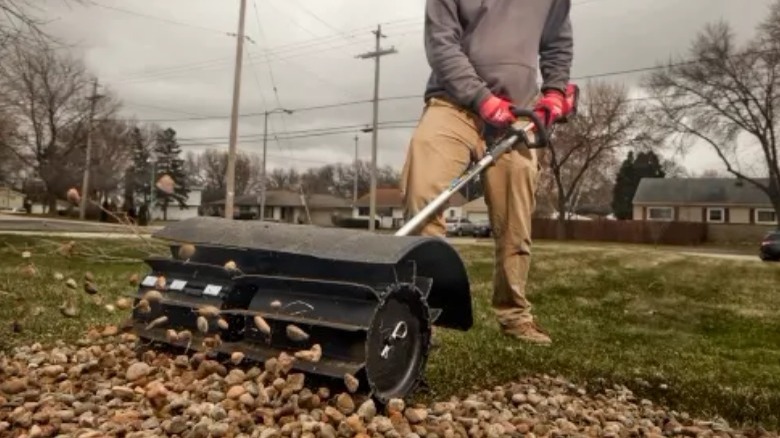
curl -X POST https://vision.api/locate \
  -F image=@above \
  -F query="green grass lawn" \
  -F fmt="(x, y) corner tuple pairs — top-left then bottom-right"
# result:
(0, 235), (167, 349)
(1, 234), (779, 429)
(426, 242), (780, 430)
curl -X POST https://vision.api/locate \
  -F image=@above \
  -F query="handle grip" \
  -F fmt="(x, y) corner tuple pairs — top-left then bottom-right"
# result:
(509, 107), (550, 148)
(559, 83), (580, 123)
(506, 83), (580, 148)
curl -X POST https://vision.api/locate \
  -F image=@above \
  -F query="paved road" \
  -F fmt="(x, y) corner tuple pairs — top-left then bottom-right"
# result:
(0, 216), (767, 263)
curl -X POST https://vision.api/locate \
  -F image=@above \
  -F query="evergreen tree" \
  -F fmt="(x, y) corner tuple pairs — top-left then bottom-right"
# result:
(153, 127), (189, 220)
(126, 126), (153, 205)
(611, 151), (635, 220)
(634, 150), (666, 180)
(611, 150), (666, 220)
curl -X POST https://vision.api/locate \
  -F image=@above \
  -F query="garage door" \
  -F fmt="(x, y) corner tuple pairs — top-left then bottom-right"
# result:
(467, 212), (489, 222)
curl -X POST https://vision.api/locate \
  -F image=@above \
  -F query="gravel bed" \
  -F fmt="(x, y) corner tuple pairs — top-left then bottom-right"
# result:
(0, 326), (776, 438)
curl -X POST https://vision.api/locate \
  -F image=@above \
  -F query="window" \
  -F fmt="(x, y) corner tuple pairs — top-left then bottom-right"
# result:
(358, 207), (369, 216)
(647, 207), (673, 221)
(755, 208), (777, 225)
(706, 207), (725, 223)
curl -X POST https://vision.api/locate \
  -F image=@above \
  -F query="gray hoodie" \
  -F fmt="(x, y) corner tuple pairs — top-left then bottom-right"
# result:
(423, 0), (573, 112)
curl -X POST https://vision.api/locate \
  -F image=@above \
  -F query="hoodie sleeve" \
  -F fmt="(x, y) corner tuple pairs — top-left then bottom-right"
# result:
(538, 0), (573, 94)
(424, 0), (492, 111)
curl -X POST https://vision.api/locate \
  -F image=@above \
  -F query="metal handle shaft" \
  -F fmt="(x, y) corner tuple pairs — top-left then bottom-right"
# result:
(395, 120), (536, 237)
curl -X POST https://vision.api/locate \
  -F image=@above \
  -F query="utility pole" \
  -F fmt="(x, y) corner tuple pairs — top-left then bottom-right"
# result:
(353, 135), (359, 205)
(260, 107), (292, 221)
(357, 24), (397, 231)
(260, 110), (268, 221)
(79, 78), (102, 220)
(224, 0), (248, 220)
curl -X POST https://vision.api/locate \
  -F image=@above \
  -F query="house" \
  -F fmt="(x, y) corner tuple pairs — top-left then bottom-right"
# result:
(461, 196), (594, 222)
(208, 189), (352, 227)
(462, 196), (488, 222)
(632, 177), (777, 225)
(0, 186), (24, 211)
(151, 186), (204, 221)
(353, 187), (468, 229)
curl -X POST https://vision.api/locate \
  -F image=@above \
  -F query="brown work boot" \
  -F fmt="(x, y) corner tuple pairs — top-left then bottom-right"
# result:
(500, 320), (552, 345)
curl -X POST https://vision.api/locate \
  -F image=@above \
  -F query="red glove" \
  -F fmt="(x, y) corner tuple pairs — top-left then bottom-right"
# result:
(534, 89), (566, 127)
(478, 95), (516, 128)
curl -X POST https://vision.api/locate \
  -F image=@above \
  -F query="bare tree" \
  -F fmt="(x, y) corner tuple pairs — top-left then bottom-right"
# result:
(544, 81), (647, 238)
(183, 150), (204, 187)
(193, 149), (263, 203)
(0, 37), (120, 212)
(0, 110), (27, 188)
(697, 168), (730, 178)
(87, 118), (136, 199)
(0, 1), (84, 49)
(643, 2), (780, 226)
(267, 167), (300, 191)
(661, 159), (691, 178)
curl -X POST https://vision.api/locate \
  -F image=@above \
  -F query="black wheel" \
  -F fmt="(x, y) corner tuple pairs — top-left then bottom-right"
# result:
(364, 283), (432, 404)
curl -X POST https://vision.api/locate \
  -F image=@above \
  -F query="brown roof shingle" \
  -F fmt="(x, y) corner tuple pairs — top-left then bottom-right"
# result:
(355, 187), (468, 208)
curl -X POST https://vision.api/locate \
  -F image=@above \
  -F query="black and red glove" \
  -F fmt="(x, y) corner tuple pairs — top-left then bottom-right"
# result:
(478, 94), (516, 128)
(533, 88), (567, 127)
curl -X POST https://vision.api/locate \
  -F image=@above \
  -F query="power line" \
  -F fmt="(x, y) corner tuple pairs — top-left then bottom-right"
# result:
(105, 18), (418, 84)
(177, 119), (418, 143)
(177, 123), (418, 146)
(114, 51), (741, 124)
(283, 0), (353, 41)
(86, 0), (233, 36)
(96, 0), (611, 85)
(261, 0), (320, 39)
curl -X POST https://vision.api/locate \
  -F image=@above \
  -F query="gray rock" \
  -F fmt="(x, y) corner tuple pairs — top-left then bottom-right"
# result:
(125, 362), (151, 381)
(142, 417), (160, 430)
(207, 390), (225, 403)
(210, 404), (227, 421)
(259, 427), (280, 438)
(210, 422), (230, 437)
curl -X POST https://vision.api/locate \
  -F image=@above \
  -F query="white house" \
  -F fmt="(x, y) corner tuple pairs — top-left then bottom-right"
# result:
(206, 190), (353, 227)
(461, 197), (489, 222)
(0, 186), (24, 211)
(353, 187), (468, 229)
(151, 186), (203, 221)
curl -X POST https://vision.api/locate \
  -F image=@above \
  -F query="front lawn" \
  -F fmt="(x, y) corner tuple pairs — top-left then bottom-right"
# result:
(426, 242), (780, 430)
(1, 234), (778, 430)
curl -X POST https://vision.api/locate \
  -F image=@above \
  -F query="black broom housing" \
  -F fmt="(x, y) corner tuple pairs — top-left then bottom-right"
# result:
(131, 216), (473, 403)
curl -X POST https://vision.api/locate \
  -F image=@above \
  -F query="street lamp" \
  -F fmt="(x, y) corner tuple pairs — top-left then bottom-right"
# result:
(260, 107), (293, 221)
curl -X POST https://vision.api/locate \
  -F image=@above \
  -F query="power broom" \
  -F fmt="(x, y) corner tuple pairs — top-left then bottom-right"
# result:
(130, 83), (579, 404)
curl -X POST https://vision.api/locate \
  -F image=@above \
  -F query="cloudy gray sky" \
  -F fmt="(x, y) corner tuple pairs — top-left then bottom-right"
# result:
(39, 0), (775, 175)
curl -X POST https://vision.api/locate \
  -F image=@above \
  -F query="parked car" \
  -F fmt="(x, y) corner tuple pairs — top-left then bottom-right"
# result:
(445, 217), (476, 236)
(471, 220), (492, 238)
(759, 230), (780, 261)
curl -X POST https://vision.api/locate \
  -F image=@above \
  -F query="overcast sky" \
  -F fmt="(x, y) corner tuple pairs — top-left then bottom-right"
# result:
(38, 0), (775, 176)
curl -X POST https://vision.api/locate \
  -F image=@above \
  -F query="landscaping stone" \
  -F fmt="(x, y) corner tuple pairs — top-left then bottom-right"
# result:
(0, 330), (776, 438)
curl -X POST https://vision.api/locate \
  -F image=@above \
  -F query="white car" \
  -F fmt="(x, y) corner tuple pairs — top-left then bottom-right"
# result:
(445, 217), (475, 236)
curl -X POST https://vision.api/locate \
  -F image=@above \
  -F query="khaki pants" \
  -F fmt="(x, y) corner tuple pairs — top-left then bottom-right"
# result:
(400, 97), (541, 326)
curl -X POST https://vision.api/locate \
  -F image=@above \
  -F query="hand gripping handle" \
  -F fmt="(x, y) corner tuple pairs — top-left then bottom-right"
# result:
(558, 83), (580, 123)
(508, 83), (580, 148)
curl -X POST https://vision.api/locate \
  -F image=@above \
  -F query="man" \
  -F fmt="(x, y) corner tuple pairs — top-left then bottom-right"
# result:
(400, 0), (573, 344)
